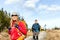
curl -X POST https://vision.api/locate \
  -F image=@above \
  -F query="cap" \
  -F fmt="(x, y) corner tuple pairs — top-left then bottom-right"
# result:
(11, 12), (18, 16)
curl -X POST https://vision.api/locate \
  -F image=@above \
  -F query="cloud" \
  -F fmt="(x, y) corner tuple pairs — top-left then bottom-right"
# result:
(4, 0), (20, 4)
(34, 4), (60, 15)
(23, 1), (60, 14)
(38, 4), (60, 11)
(38, 5), (48, 9)
(24, 0), (39, 8)
(47, 5), (60, 11)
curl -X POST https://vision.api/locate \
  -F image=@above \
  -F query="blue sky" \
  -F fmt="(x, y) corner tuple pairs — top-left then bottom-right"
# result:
(0, 0), (60, 29)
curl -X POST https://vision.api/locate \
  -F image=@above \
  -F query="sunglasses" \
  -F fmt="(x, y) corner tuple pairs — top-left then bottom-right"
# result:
(11, 15), (18, 17)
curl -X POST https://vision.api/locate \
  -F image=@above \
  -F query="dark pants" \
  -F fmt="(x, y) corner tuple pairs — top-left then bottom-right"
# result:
(33, 32), (39, 40)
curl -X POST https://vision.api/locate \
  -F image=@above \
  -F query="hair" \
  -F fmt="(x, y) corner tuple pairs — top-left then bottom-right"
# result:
(35, 19), (37, 21)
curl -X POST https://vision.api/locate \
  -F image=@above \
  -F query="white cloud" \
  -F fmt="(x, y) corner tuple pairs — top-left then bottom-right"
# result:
(4, 0), (20, 4)
(38, 5), (48, 9)
(38, 4), (60, 11)
(47, 5), (60, 11)
(24, 0), (39, 8)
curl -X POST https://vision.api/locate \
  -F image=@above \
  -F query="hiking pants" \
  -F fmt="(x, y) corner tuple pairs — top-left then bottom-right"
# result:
(33, 32), (39, 40)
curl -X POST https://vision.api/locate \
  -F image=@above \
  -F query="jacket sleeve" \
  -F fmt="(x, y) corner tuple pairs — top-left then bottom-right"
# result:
(8, 27), (11, 34)
(32, 24), (34, 32)
(19, 21), (27, 35)
(38, 24), (40, 31)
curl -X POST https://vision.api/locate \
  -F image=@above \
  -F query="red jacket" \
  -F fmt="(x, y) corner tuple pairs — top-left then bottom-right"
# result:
(9, 21), (27, 40)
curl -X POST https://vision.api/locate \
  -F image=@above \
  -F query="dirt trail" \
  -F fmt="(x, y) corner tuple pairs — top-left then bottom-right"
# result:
(25, 31), (46, 40)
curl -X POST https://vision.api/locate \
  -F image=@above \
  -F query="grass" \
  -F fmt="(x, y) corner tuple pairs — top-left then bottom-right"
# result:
(0, 29), (60, 40)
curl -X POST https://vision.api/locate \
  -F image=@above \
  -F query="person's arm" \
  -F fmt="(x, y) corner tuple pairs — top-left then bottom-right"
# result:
(8, 27), (11, 34)
(19, 21), (27, 35)
(8, 19), (12, 34)
(10, 19), (13, 27)
(38, 23), (41, 31)
(32, 25), (34, 32)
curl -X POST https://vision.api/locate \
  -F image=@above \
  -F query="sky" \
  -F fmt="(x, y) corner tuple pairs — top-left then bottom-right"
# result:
(0, 0), (60, 29)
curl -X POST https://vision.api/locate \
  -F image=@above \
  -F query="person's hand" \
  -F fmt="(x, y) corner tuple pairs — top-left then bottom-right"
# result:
(15, 24), (19, 28)
(8, 27), (11, 34)
(8, 27), (11, 31)
(14, 24), (20, 30)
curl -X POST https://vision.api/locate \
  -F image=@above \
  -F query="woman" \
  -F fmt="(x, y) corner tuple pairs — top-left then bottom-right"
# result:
(8, 12), (27, 40)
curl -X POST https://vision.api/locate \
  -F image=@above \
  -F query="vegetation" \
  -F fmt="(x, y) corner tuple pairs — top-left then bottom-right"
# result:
(0, 8), (10, 32)
(52, 27), (60, 30)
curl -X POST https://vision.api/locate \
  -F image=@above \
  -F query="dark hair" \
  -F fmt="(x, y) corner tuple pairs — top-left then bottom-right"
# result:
(35, 19), (37, 21)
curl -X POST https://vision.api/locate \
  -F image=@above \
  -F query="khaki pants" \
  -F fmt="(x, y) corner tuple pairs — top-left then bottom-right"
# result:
(33, 32), (39, 40)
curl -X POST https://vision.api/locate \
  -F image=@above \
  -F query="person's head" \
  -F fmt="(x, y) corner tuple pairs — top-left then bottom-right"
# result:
(35, 19), (38, 23)
(11, 12), (19, 21)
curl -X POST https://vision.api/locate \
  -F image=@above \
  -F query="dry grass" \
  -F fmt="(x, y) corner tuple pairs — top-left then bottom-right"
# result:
(45, 30), (60, 40)
(0, 32), (10, 40)
(0, 30), (60, 40)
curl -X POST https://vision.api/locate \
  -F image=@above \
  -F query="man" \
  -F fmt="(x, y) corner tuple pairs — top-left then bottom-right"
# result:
(8, 12), (27, 40)
(32, 19), (41, 40)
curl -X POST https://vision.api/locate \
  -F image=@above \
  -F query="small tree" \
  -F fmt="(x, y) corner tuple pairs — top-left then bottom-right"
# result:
(0, 8), (10, 32)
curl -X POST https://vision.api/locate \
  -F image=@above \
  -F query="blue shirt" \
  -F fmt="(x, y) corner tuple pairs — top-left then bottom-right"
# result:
(32, 23), (40, 32)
